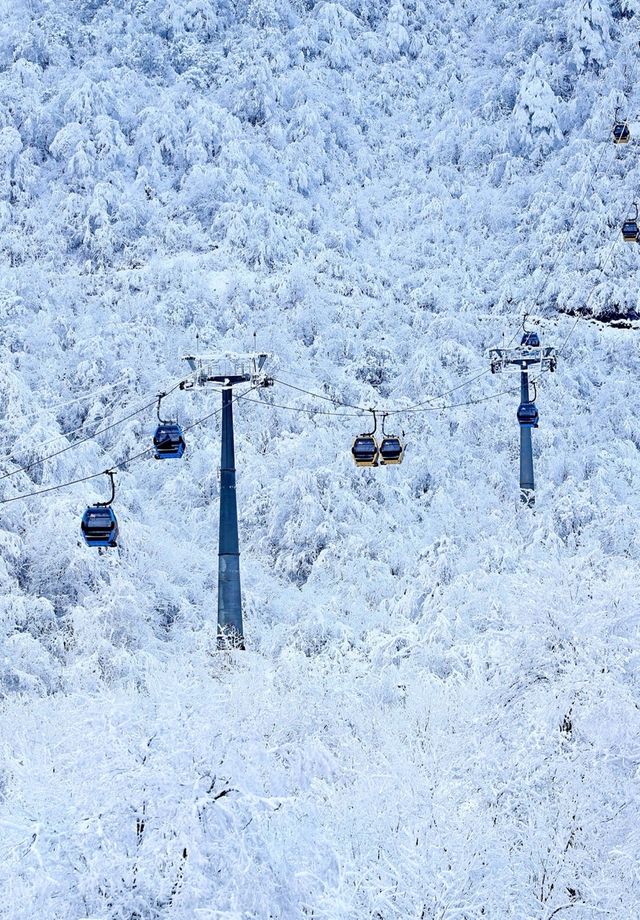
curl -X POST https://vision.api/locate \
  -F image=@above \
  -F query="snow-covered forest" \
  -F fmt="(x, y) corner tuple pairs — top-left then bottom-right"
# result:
(1, 0), (639, 916)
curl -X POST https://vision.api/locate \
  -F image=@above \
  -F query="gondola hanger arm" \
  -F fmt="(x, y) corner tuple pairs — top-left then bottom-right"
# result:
(97, 469), (117, 507)
(156, 392), (169, 424)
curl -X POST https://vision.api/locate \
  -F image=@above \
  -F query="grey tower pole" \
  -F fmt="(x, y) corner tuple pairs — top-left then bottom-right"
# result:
(519, 370), (535, 507)
(218, 386), (244, 648)
(489, 328), (555, 505)
(181, 350), (273, 647)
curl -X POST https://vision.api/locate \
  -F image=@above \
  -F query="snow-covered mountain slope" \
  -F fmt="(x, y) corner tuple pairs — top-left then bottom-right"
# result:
(1, 1), (639, 916)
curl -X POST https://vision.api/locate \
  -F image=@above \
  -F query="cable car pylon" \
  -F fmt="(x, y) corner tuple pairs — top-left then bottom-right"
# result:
(489, 318), (557, 507)
(181, 350), (274, 649)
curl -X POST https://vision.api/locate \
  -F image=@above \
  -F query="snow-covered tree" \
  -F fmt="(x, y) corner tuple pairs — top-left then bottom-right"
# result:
(315, 2), (360, 70)
(385, 1), (410, 58)
(0, 125), (22, 201)
(512, 53), (563, 154)
(617, 0), (639, 15)
(566, 0), (613, 71)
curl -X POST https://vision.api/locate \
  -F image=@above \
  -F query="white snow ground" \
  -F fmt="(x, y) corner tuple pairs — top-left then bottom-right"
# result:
(0, 1), (639, 917)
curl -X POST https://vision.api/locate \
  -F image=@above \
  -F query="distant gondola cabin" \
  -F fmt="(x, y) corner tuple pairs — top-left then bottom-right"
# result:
(613, 122), (631, 144)
(622, 218), (639, 243)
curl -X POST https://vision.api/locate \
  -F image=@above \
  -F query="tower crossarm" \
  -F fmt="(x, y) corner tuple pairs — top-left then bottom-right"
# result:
(489, 345), (557, 374)
(180, 352), (274, 389)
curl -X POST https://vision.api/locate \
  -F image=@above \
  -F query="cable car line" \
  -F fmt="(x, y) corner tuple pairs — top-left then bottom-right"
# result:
(0, 468), (113, 506)
(237, 394), (365, 418)
(558, 188), (638, 355)
(504, 102), (629, 347)
(397, 382), (523, 412)
(1, 375), (134, 423)
(383, 369), (492, 415)
(557, 206), (628, 356)
(271, 377), (367, 412)
(0, 387), (257, 507)
(0, 92), (635, 512)
(0, 380), (186, 483)
(510, 175), (637, 361)
(15, 406), (131, 455)
(531, 137), (612, 315)
(0, 151), (629, 505)
(508, 125), (612, 341)
(2, 382), (168, 458)
(0, 397), (159, 482)
(272, 369), (494, 417)
(240, 380), (521, 417)
(1, 132), (626, 492)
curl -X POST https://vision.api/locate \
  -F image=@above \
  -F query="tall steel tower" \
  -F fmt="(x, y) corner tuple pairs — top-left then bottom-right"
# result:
(490, 328), (557, 507)
(182, 352), (273, 647)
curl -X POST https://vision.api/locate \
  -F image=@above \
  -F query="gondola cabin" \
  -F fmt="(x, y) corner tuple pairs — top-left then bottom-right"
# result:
(379, 435), (404, 465)
(622, 219), (639, 243)
(81, 505), (119, 548)
(153, 423), (186, 459)
(521, 331), (540, 347)
(517, 401), (539, 428)
(613, 122), (631, 144)
(352, 435), (379, 467)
